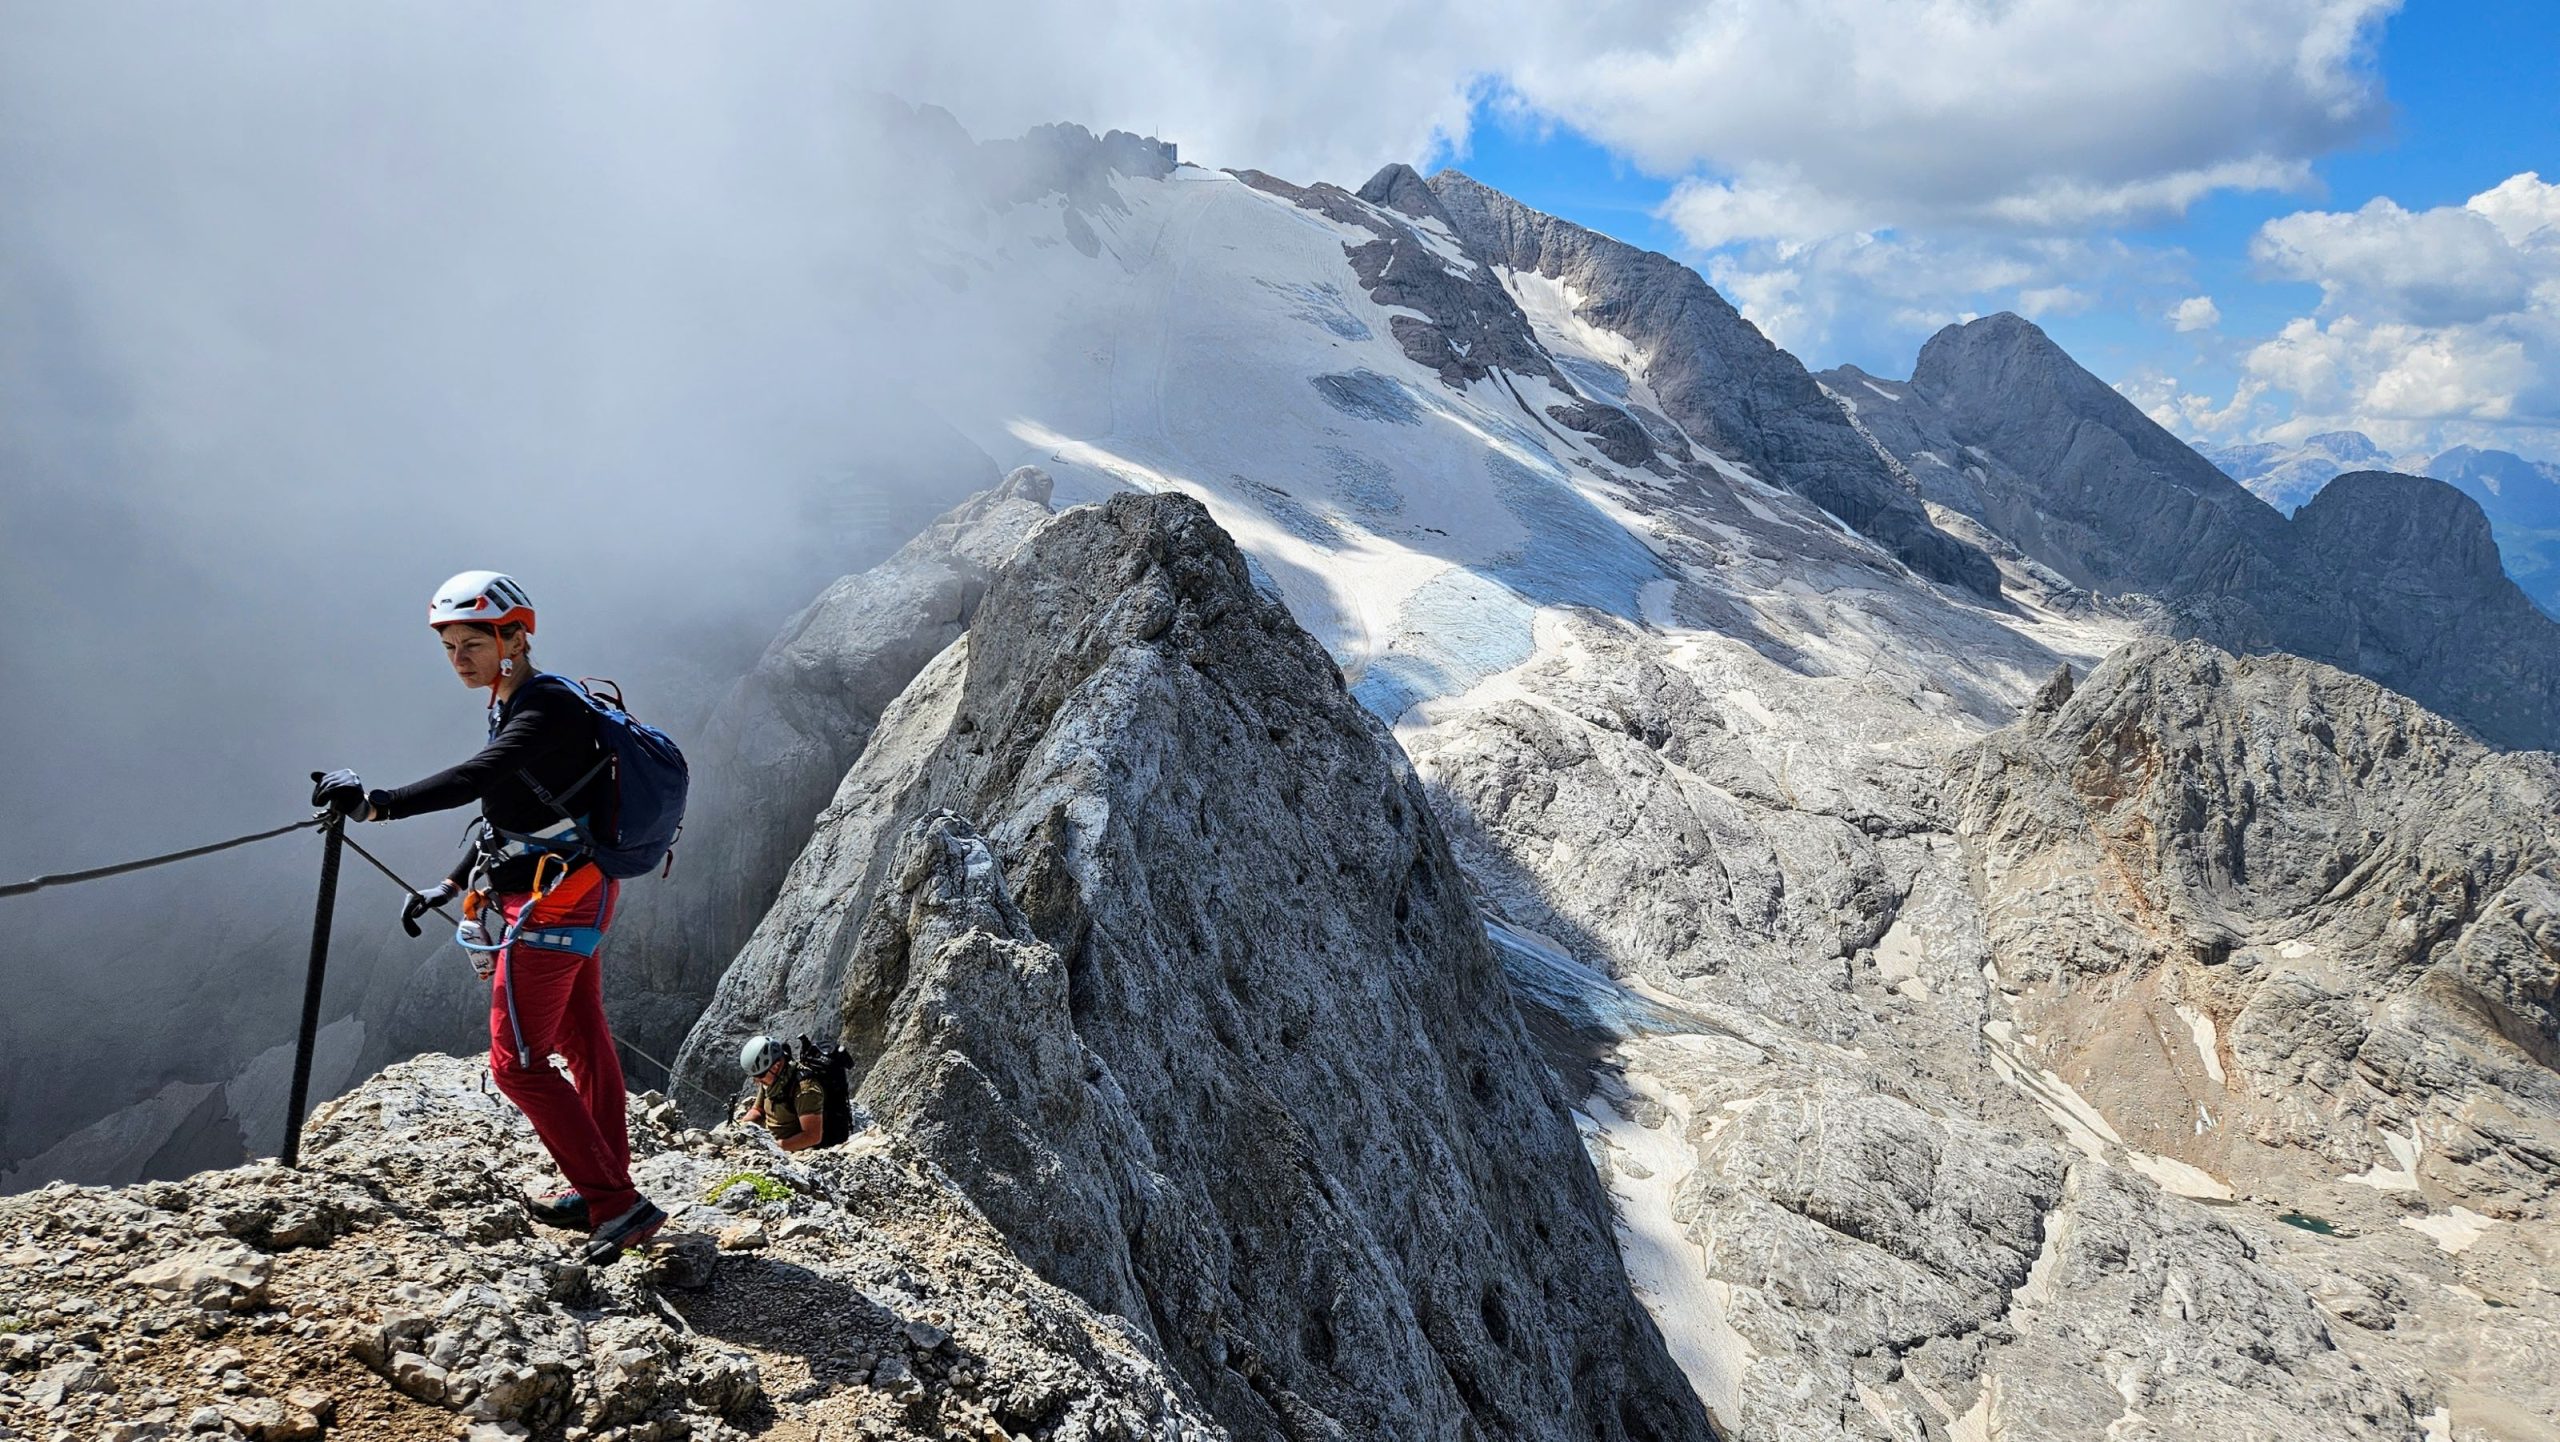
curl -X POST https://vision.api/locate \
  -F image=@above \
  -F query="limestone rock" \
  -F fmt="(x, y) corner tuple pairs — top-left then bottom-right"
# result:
(124, 1244), (271, 1313)
(1953, 637), (2560, 1210)
(597, 466), (1056, 1072)
(681, 492), (1715, 1442)
(0, 1054), (1217, 1442)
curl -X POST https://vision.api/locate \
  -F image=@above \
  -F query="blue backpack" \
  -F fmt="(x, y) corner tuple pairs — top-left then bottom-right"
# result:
(513, 674), (690, 880)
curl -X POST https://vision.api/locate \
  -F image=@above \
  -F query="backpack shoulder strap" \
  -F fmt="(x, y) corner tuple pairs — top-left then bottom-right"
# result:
(495, 675), (607, 837)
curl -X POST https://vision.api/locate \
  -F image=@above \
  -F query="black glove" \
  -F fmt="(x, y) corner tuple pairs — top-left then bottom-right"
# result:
(400, 881), (458, 938)
(310, 768), (370, 822)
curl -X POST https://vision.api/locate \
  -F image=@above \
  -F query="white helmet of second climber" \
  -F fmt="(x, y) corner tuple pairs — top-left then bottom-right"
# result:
(427, 570), (536, 633)
(741, 1035), (787, 1076)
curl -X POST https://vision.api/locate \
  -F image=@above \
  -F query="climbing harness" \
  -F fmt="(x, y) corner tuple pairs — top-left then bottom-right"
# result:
(456, 853), (604, 958)
(342, 832), (729, 1112)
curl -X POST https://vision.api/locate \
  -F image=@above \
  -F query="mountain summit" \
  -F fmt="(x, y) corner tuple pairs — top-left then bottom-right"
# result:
(1833, 312), (2560, 749)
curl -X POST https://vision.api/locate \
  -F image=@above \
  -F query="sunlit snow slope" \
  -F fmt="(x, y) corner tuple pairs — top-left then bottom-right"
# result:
(895, 161), (2117, 735)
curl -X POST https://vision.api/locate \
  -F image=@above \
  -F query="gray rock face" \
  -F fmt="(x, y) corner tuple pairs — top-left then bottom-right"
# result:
(1425, 170), (2001, 599)
(1842, 313), (2560, 750)
(0, 1054), (1215, 1441)
(2287, 470), (2560, 750)
(597, 467), (1055, 1070)
(681, 492), (1714, 1442)
(1898, 312), (2291, 599)
(1953, 638), (2560, 1211)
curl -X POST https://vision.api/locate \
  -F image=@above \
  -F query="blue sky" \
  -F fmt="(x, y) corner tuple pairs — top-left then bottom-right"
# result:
(1430, 1), (2560, 463)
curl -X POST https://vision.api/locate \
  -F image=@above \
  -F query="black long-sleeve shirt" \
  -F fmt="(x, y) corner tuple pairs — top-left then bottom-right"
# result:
(370, 675), (610, 892)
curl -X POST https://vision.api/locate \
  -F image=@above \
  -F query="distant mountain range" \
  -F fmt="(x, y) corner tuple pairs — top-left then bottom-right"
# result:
(2197, 431), (2560, 617)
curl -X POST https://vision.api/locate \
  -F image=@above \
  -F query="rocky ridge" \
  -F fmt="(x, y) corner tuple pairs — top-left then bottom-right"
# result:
(1954, 639), (2560, 1214)
(1406, 605), (2560, 1436)
(1423, 170), (2001, 600)
(1399, 614), (2462, 1438)
(1227, 164), (1560, 393)
(0, 1053), (1217, 1442)
(679, 491), (1713, 1442)
(599, 468), (1057, 1073)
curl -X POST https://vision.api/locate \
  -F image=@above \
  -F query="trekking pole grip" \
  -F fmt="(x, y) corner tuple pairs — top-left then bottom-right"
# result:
(281, 811), (344, 1168)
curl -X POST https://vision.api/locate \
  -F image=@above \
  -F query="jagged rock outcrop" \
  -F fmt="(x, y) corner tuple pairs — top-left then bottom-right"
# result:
(1403, 616), (2502, 1438)
(0, 1054), (1216, 1441)
(602, 467), (1055, 1067)
(1953, 637), (2560, 1212)
(679, 492), (1715, 1442)
(1836, 314), (2560, 750)
(1424, 170), (2001, 600)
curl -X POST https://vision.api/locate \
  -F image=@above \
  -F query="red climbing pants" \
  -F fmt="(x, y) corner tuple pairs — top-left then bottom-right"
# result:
(487, 865), (639, 1223)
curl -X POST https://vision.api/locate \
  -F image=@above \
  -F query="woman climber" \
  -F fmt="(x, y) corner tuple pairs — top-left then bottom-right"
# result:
(310, 570), (669, 1264)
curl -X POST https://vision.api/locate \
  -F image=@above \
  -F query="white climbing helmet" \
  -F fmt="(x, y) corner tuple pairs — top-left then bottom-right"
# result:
(740, 1035), (787, 1076)
(427, 570), (536, 633)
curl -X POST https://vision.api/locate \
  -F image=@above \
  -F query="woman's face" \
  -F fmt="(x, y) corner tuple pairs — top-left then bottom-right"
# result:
(439, 625), (506, 688)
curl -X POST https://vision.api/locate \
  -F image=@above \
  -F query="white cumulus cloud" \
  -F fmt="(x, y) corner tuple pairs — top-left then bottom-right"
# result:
(2205, 173), (2560, 454)
(2252, 192), (2541, 325)
(1522, 0), (2393, 242)
(2171, 296), (2223, 332)
(1568, 0), (2398, 363)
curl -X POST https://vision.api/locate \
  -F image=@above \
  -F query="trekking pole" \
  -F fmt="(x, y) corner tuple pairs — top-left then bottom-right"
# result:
(280, 811), (345, 1168)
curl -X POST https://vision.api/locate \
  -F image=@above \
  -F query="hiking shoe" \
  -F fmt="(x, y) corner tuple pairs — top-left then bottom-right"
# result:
(525, 1191), (589, 1231)
(581, 1199), (668, 1265)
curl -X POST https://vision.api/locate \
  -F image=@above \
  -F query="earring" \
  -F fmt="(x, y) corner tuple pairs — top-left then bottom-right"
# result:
(500, 657), (514, 676)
